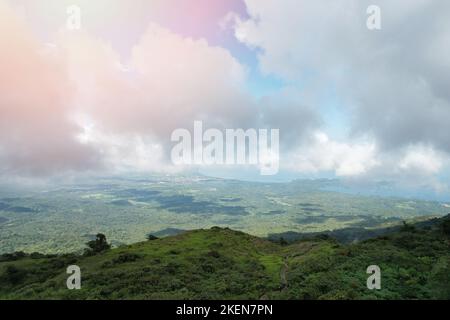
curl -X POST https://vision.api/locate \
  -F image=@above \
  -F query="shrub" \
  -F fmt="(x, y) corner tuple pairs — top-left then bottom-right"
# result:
(441, 218), (450, 237)
(0, 251), (27, 262)
(85, 233), (111, 255)
(30, 252), (45, 259)
(400, 221), (416, 233)
(112, 253), (141, 264)
(278, 237), (289, 246)
(147, 234), (159, 241)
(207, 250), (221, 258)
(1, 265), (26, 285)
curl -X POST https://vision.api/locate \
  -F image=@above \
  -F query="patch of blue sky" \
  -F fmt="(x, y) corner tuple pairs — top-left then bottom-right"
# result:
(217, 28), (285, 98)
(317, 85), (351, 141)
(219, 23), (352, 145)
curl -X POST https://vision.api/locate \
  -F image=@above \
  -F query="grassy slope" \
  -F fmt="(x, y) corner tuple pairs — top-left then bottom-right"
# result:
(0, 220), (449, 300)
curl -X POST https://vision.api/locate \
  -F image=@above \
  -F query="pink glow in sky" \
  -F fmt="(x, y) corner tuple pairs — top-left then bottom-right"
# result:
(7, 0), (247, 57)
(1, 0), (449, 193)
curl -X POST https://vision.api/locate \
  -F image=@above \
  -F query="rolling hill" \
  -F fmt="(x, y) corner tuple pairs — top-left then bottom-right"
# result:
(0, 215), (449, 300)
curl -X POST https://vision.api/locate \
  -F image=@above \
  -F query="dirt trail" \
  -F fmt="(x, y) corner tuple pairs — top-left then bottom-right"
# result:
(260, 257), (289, 299)
(280, 258), (289, 291)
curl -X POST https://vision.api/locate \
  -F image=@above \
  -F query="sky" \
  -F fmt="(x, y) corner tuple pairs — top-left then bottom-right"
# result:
(0, 0), (449, 197)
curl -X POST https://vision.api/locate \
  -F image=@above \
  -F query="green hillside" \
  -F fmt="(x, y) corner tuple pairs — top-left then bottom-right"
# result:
(1, 216), (449, 300)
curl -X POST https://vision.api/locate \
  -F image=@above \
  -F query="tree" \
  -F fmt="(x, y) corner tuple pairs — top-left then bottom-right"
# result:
(147, 234), (159, 241)
(400, 221), (416, 233)
(441, 218), (450, 237)
(85, 233), (110, 255)
(278, 237), (288, 246)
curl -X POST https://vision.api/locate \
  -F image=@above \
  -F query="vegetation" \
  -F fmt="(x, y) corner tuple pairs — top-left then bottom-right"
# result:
(84, 234), (111, 255)
(1, 175), (448, 255)
(146, 234), (159, 241)
(0, 215), (449, 300)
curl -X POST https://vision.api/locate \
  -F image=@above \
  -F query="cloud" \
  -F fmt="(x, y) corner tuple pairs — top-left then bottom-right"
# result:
(65, 23), (320, 170)
(0, 2), (99, 176)
(284, 132), (448, 190)
(287, 132), (379, 177)
(233, 0), (450, 183)
(6, 0), (246, 56)
(234, 0), (450, 152)
(107, 23), (252, 136)
(60, 24), (257, 168)
(399, 145), (444, 175)
(1, 0), (449, 188)
(0, 2), (319, 176)
(0, 1), (254, 176)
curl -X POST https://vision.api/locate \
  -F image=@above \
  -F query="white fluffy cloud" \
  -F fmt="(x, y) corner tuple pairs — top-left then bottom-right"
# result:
(61, 23), (254, 138)
(234, 0), (450, 182)
(62, 24), (306, 172)
(1, 0), (449, 187)
(399, 145), (444, 175)
(0, 2), (99, 176)
(0, 2), (317, 176)
(287, 132), (379, 177)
